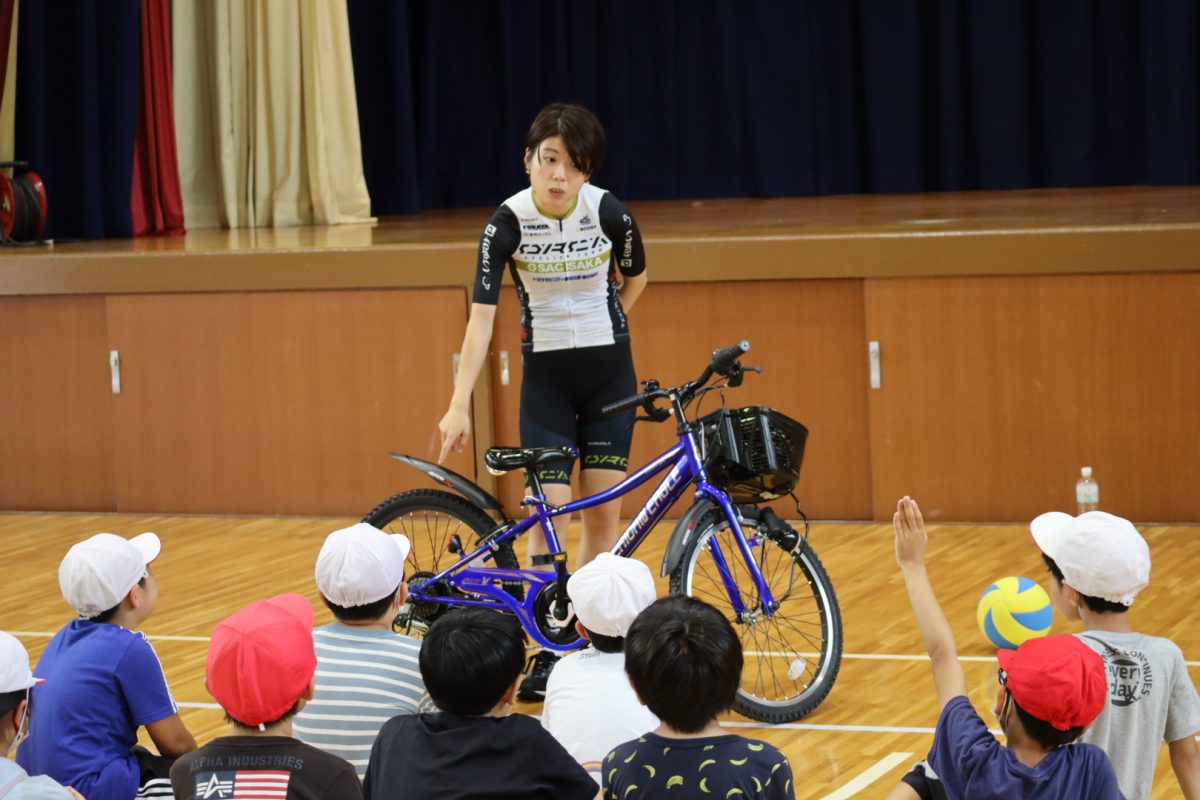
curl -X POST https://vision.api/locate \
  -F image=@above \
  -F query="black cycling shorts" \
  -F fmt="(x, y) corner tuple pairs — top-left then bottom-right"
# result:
(520, 341), (637, 485)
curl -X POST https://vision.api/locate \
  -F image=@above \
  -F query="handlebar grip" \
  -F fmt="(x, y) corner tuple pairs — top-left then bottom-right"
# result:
(710, 340), (750, 375)
(601, 393), (646, 418)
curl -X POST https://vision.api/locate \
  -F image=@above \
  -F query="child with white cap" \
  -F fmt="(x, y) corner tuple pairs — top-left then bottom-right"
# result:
(17, 532), (195, 800)
(541, 553), (658, 771)
(0, 631), (81, 799)
(1031, 510), (1200, 800)
(292, 522), (431, 779)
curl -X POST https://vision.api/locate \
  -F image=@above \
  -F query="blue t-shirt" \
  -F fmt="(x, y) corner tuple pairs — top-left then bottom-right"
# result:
(929, 695), (1125, 800)
(17, 619), (178, 800)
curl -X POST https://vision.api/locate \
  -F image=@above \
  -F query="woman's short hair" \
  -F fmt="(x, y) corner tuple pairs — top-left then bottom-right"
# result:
(524, 103), (607, 178)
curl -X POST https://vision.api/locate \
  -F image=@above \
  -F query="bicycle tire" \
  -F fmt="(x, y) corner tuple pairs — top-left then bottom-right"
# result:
(669, 508), (843, 723)
(363, 489), (521, 626)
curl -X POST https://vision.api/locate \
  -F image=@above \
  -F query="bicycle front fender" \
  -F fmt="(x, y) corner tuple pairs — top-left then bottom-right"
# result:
(660, 498), (718, 577)
(387, 453), (506, 515)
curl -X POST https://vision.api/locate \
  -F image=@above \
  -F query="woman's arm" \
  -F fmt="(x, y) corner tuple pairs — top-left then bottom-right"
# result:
(619, 272), (648, 311)
(438, 303), (497, 463)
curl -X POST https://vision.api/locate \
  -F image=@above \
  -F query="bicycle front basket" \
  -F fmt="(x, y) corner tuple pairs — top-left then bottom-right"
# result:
(700, 406), (809, 504)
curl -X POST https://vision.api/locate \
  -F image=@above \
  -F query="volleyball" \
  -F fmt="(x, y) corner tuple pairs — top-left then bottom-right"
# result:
(976, 576), (1053, 649)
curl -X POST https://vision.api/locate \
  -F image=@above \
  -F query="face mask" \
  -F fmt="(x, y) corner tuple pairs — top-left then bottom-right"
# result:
(8, 691), (30, 753)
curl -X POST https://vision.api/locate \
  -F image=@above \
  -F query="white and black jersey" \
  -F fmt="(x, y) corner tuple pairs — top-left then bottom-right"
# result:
(472, 184), (645, 353)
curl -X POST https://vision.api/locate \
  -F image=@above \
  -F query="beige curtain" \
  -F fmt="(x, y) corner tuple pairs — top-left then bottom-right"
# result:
(0, 0), (18, 163)
(173, 0), (372, 228)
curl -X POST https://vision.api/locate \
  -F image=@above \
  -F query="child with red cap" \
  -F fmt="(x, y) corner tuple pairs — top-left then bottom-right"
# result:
(885, 497), (1124, 800)
(169, 594), (361, 800)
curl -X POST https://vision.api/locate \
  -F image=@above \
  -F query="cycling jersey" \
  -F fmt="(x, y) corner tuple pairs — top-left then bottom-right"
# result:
(473, 184), (646, 353)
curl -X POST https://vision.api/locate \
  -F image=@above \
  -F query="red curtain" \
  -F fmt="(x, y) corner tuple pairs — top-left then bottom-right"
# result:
(130, 0), (184, 235)
(0, 0), (14, 109)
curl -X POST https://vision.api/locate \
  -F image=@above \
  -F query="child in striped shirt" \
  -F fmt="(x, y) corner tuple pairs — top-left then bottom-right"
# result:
(292, 523), (431, 778)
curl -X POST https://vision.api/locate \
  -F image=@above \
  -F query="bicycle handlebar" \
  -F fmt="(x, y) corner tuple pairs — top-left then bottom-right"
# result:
(601, 340), (752, 419)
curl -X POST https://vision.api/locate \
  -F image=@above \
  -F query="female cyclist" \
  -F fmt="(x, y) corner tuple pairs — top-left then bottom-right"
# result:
(437, 102), (647, 698)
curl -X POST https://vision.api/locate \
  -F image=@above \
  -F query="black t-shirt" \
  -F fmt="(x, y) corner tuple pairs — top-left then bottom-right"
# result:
(363, 712), (597, 800)
(170, 736), (362, 800)
(603, 732), (795, 800)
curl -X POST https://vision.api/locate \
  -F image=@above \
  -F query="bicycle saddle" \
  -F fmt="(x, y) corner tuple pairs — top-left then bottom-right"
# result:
(484, 446), (577, 474)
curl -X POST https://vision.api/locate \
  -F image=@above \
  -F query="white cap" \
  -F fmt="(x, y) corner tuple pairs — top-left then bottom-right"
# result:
(0, 632), (42, 693)
(316, 523), (411, 608)
(567, 553), (657, 638)
(59, 532), (161, 618)
(1030, 511), (1150, 606)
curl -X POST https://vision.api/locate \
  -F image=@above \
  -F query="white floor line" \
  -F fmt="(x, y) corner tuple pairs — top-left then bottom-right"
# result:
(178, 702), (222, 709)
(11, 632), (1200, 674)
(820, 752), (913, 800)
(10, 631), (210, 642)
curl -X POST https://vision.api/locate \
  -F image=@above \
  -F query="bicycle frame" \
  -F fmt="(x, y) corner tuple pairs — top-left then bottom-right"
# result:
(408, 422), (780, 649)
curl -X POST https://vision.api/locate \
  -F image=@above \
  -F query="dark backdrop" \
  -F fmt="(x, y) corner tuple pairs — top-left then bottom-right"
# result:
(347, 0), (1200, 216)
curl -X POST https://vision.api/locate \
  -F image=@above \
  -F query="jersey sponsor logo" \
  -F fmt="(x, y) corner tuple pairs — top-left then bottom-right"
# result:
(579, 215), (592, 226)
(622, 217), (634, 260)
(517, 236), (606, 256)
(517, 255), (607, 274)
(196, 770), (291, 799)
(480, 225), (498, 290)
(522, 223), (551, 231)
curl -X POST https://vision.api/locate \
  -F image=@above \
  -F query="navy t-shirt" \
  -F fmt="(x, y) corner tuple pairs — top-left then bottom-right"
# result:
(363, 711), (597, 800)
(603, 732), (795, 799)
(929, 696), (1125, 799)
(17, 620), (178, 800)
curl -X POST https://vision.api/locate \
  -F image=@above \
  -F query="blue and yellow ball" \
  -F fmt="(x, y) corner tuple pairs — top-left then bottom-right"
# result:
(976, 576), (1053, 649)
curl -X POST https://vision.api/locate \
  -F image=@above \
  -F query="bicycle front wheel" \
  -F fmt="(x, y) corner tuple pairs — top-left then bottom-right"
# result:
(364, 489), (520, 628)
(668, 508), (843, 723)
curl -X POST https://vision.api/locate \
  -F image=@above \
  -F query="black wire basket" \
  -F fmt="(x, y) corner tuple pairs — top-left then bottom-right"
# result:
(700, 406), (809, 503)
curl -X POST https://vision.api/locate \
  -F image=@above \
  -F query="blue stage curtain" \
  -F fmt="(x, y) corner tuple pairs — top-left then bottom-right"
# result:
(348, 0), (1200, 216)
(15, 0), (141, 239)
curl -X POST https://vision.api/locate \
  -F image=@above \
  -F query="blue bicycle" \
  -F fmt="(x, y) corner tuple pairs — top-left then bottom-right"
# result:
(364, 341), (843, 722)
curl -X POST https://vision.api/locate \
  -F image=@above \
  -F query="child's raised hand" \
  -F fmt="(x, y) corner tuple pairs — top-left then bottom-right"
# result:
(893, 496), (928, 568)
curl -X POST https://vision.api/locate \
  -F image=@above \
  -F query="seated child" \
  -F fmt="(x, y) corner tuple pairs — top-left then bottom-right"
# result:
(605, 595), (795, 800)
(541, 553), (659, 771)
(169, 593), (361, 800)
(0, 631), (81, 799)
(363, 608), (598, 800)
(1031, 509), (1200, 800)
(293, 522), (431, 778)
(887, 496), (1122, 800)
(18, 532), (196, 800)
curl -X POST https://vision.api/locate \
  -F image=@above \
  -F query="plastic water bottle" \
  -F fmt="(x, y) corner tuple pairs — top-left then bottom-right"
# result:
(1076, 467), (1099, 514)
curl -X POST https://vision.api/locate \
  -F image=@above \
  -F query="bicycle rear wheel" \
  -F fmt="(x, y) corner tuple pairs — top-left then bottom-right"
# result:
(364, 489), (520, 630)
(668, 508), (843, 723)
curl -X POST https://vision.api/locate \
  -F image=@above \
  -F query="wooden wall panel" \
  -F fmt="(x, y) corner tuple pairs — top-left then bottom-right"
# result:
(106, 290), (469, 516)
(489, 280), (873, 521)
(865, 273), (1200, 522)
(0, 296), (115, 510)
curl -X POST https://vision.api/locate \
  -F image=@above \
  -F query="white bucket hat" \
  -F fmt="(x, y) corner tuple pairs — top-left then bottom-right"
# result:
(567, 553), (658, 637)
(59, 532), (160, 618)
(1030, 511), (1150, 606)
(316, 522), (411, 608)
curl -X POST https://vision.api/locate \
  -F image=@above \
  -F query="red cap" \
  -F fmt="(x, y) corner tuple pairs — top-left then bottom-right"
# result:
(997, 634), (1107, 731)
(206, 593), (317, 727)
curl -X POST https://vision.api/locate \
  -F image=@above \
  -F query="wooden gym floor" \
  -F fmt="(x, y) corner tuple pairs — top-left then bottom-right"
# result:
(2, 512), (1197, 799)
